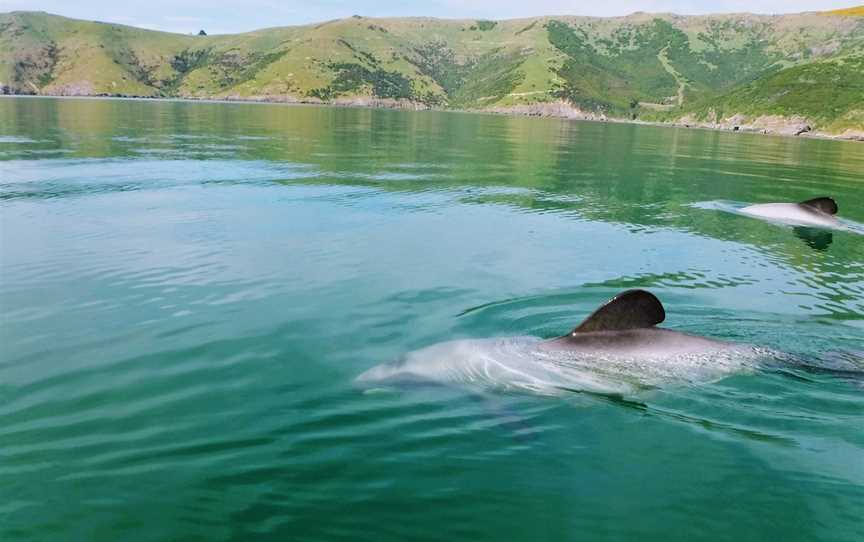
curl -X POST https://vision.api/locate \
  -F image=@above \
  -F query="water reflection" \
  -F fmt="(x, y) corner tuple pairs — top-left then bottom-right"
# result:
(2, 97), (863, 330)
(793, 226), (833, 251)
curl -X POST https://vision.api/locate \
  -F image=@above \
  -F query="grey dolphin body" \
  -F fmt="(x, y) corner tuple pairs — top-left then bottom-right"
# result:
(739, 197), (842, 229)
(357, 290), (752, 395)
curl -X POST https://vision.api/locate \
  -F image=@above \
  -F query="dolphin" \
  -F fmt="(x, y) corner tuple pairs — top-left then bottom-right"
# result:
(356, 290), (758, 396)
(739, 197), (842, 229)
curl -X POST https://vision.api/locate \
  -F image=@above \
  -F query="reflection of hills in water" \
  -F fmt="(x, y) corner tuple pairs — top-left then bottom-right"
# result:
(3, 98), (863, 322)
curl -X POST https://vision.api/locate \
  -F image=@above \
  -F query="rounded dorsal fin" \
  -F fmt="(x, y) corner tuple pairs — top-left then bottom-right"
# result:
(800, 197), (837, 215)
(572, 289), (665, 334)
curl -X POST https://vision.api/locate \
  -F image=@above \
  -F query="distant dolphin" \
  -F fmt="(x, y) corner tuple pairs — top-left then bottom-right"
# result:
(356, 290), (757, 396)
(739, 197), (842, 229)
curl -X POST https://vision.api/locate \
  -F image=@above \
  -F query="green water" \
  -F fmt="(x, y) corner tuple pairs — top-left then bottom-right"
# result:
(1, 97), (863, 541)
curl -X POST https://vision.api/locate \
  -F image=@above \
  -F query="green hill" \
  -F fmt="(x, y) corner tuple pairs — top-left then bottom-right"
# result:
(1, 9), (863, 137)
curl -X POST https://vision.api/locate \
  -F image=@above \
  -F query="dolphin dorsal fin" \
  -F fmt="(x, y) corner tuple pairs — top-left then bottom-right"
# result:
(572, 289), (665, 334)
(800, 197), (837, 215)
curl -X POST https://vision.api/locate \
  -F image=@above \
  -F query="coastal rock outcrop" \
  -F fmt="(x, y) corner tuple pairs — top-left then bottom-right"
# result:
(485, 100), (607, 121)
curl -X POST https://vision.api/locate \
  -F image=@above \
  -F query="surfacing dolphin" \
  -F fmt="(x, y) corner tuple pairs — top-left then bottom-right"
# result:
(356, 290), (760, 396)
(739, 196), (843, 229)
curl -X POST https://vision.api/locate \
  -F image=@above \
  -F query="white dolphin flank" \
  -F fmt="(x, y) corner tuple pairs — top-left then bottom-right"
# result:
(739, 196), (843, 229)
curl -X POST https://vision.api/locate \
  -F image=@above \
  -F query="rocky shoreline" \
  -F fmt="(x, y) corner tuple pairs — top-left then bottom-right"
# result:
(2, 92), (861, 142)
(483, 99), (864, 142)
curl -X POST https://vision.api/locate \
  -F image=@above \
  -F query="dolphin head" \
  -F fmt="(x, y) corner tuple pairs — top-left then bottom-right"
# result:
(355, 353), (410, 385)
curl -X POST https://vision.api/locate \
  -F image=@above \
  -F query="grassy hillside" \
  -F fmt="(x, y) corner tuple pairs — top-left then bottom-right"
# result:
(1, 9), (863, 136)
(682, 53), (864, 133)
(822, 6), (864, 16)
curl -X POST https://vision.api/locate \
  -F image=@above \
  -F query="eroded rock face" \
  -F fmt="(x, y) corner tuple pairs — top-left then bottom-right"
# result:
(748, 115), (812, 136)
(44, 81), (96, 96)
(838, 129), (864, 141)
(720, 114), (747, 130)
(485, 100), (607, 121)
(674, 113), (821, 137)
(216, 93), (306, 103)
(331, 96), (429, 110)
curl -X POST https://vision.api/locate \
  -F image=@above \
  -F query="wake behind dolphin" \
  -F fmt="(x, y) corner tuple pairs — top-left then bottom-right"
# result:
(357, 290), (765, 396)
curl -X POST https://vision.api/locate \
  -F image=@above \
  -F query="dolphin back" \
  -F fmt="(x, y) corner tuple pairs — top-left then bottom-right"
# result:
(800, 197), (838, 215)
(570, 289), (666, 334)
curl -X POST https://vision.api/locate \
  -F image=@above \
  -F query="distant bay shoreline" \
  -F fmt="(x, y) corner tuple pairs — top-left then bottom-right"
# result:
(3, 93), (862, 143)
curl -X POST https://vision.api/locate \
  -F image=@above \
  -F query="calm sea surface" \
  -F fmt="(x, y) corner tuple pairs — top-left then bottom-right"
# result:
(1, 97), (863, 541)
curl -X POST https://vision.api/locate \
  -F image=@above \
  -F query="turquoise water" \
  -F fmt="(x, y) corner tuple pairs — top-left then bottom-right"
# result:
(1, 97), (863, 541)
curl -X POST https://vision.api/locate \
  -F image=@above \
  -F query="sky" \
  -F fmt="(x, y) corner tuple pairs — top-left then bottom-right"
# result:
(0, 1), (860, 34)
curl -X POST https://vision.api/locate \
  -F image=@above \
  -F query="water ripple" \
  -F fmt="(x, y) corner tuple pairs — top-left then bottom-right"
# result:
(2, 98), (863, 541)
